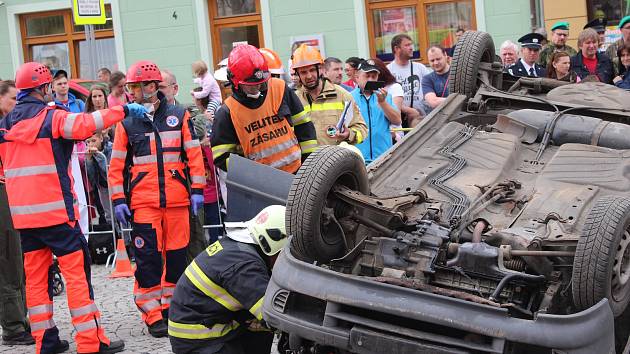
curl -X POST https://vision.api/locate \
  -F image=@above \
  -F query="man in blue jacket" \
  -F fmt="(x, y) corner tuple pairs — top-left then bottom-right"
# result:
(52, 70), (85, 113)
(351, 59), (401, 164)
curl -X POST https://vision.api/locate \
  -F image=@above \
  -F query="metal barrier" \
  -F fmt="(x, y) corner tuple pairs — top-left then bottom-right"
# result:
(77, 139), (226, 269)
(74, 150), (118, 268)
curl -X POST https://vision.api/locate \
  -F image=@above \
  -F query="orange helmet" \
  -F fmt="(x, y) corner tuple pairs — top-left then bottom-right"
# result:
(259, 48), (284, 75)
(291, 44), (323, 70)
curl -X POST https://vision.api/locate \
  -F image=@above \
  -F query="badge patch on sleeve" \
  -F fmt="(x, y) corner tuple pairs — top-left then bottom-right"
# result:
(134, 236), (145, 249)
(206, 241), (223, 256)
(166, 115), (179, 127)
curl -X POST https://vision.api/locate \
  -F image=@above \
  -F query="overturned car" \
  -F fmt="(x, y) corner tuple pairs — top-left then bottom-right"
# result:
(262, 31), (630, 354)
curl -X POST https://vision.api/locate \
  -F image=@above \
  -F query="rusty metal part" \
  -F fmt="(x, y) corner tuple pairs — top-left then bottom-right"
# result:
(504, 257), (527, 271)
(350, 212), (396, 237)
(334, 185), (424, 224)
(510, 250), (574, 257)
(472, 220), (487, 243)
(372, 276), (507, 307)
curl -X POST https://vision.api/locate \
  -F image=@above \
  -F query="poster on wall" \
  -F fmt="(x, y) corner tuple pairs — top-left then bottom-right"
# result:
(289, 34), (325, 57)
(604, 27), (621, 50)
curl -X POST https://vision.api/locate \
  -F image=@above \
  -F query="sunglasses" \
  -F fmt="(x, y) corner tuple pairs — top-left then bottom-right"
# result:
(126, 83), (142, 90)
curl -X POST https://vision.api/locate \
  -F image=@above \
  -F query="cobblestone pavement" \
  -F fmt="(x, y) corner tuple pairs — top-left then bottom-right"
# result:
(0, 264), (171, 354)
(0, 264), (280, 354)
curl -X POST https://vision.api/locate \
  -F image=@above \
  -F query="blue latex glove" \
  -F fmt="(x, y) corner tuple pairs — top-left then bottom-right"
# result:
(191, 194), (204, 217)
(115, 204), (131, 225)
(125, 103), (148, 119)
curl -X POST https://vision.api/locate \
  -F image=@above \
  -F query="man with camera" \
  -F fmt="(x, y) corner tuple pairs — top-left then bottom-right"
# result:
(350, 59), (401, 163)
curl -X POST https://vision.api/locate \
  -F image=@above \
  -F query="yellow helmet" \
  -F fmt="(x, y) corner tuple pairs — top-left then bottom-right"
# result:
(246, 205), (288, 256)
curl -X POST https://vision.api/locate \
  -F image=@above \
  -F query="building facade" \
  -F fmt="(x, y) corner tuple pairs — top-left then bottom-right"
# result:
(0, 0), (550, 103)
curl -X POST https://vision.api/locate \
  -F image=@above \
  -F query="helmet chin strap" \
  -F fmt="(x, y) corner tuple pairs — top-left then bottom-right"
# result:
(296, 65), (321, 90)
(141, 82), (158, 101)
(246, 91), (262, 99)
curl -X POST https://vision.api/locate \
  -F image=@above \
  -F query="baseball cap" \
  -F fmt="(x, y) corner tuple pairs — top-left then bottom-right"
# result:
(357, 59), (380, 73)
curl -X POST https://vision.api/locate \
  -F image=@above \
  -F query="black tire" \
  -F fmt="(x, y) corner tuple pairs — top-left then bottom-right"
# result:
(572, 196), (630, 317)
(448, 31), (496, 98)
(287, 146), (369, 263)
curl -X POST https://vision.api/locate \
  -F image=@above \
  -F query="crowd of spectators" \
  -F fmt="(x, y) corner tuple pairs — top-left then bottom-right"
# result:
(501, 16), (630, 86)
(5, 16), (630, 262)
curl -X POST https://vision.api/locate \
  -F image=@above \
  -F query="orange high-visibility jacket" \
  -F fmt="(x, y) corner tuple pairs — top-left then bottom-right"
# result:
(108, 97), (205, 210)
(224, 78), (302, 173)
(0, 97), (127, 229)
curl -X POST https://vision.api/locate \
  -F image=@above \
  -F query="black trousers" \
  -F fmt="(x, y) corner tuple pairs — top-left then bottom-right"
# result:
(0, 184), (29, 337)
(170, 330), (274, 354)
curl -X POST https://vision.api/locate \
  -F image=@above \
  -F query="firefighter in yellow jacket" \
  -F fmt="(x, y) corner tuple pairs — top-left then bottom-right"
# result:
(211, 44), (318, 173)
(293, 44), (367, 146)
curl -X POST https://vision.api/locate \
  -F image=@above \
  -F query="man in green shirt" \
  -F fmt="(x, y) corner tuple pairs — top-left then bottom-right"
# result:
(538, 21), (578, 67)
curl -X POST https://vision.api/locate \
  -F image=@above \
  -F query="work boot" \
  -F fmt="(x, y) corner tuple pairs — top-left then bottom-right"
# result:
(2, 331), (35, 345)
(52, 339), (70, 353)
(79, 340), (125, 354)
(147, 320), (168, 338)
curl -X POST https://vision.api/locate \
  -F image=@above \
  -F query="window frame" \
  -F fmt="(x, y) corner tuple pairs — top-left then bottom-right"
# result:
(365, 0), (476, 63)
(20, 7), (114, 79)
(208, 0), (264, 66)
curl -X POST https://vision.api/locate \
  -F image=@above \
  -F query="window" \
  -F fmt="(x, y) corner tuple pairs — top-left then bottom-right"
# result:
(20, 7), (115, 79)
(587, 0), (629, 24)
(208, 0), (264, 66)
(366, 0), (476, 62)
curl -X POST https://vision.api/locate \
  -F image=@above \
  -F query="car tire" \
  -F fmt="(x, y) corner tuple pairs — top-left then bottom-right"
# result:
(287, 146), (369, 263)
(448, 31), (496, 98)
(572, 195), (630, 317)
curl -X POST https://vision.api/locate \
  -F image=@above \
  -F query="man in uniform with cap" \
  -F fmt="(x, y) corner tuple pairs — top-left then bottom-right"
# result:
(538, 21), (577, 67)
(584, 18), (608, 53)
(606, 16), (630, 75)
(507, 33), (547, 77)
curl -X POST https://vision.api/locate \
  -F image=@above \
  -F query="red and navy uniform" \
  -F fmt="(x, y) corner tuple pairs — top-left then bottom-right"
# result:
(108, 91), (205, 326)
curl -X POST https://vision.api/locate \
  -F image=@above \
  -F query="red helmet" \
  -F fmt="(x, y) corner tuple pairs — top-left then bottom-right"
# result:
(15, 62), (52, 90)
(126, 60), (162, 83)
(227, 44), (270, 89)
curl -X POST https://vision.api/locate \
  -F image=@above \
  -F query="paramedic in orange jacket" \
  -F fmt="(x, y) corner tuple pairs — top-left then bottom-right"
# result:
(0, 62), (147, 354)
(107, 60), (205, 338)
(211, 44), (318, 173)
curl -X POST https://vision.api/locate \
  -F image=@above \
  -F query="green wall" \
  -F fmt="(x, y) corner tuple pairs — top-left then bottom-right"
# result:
(0, 5), (12, 80)
(267, 0), (360, 68)
(483, 0), (532, 52)
(119, 0), (202, 103)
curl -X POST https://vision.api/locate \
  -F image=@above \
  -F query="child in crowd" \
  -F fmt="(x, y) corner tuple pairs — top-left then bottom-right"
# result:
(191, 88), (223, 242)
(191, 60), (222, 108)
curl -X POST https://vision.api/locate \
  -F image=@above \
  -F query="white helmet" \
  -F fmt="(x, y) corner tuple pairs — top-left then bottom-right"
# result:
(225, 205), (288, 256)
(213, 58), (229, 82)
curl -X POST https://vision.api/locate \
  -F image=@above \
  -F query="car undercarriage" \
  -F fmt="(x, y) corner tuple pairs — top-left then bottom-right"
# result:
(261, 31), (630, 354)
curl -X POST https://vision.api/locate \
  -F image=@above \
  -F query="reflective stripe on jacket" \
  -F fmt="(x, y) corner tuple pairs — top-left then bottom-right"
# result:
(295, 79), (367, 146)
(0, 97), (125, 229)
(225, 78), (302, 173)
(168, 238), (269, 342)
(108, 93), (205, 209)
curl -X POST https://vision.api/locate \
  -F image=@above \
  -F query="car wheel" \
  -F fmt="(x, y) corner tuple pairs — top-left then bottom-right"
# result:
(572, 195), (630, 317)
(287, 146), (369, 263)
(448, 31), (496, 98)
